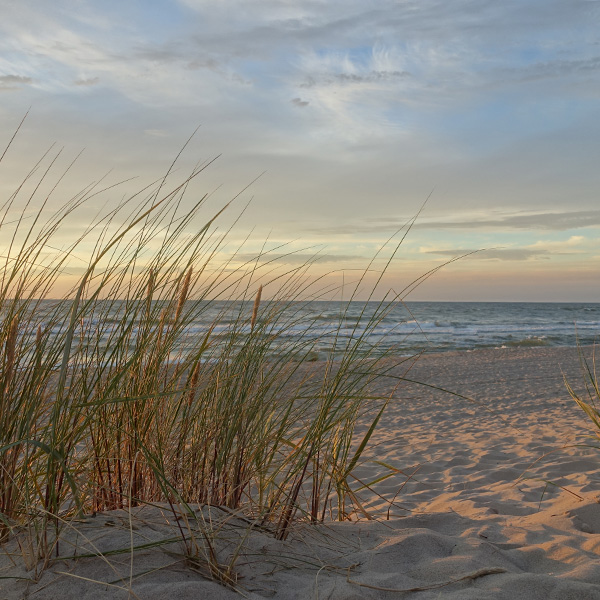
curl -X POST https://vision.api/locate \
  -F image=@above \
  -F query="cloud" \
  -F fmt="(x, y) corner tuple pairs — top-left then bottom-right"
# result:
(423, 248), (550, 261)
(144, 129), (169, 137)
(0, 0), (599, 303)
(417, 210), (600, 232)
(187, 57), (220, 71)
(528, 235), (589, 252)
(311, 210), (600, 235)
(0, 74), (32, 91)
(232, 252), (368, 265)
(299, 70), (411, 89)
(422, 235), (591, 262)
(2, 0), (598, 139)
(132, 45), (182, 64)
(291, 97), (309, 107)
(497, 56), (600, 84)
(74, 77), (99, 86)
(420, 210), (600, 232)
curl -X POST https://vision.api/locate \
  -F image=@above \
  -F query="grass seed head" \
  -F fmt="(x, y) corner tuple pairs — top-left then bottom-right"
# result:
(175, 267), (193, 322)
(251, 284), (262, 332)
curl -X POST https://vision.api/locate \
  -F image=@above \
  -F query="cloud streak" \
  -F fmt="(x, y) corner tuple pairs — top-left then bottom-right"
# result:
(291, 97), (309, 107)
(231, 252), (369, 265)
(417, 210), (600, 232)
(0, 74), (32, 91)
(74, 77), (99, 86)
(424, 248), (550, 261)
(310, 210), (600, 235)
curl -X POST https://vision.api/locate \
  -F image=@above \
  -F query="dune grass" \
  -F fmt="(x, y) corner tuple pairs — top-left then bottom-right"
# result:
(0, 125), (419, 586)
(566, 346), (600, 443)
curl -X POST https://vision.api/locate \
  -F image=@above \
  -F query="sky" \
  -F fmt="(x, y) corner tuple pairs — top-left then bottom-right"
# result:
(0, 0), (599, 301)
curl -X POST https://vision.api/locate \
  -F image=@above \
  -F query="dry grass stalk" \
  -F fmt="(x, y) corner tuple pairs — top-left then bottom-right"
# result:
(3, 316), (18, 396)
(187, 361), (201, 407)
(250, 284), (262, 332)
(175, 267), (193, 322)
(144, 269), (156, 323)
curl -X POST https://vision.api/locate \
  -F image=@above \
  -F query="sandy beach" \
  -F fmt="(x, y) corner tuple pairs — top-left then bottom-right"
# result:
(4, 1), (599, 596)
(3, 345), (600, 599)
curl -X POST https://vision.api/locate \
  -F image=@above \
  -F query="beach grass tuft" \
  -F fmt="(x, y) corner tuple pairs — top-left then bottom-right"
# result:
(567, 345), (600, 440)
(0, 124), (413, 584)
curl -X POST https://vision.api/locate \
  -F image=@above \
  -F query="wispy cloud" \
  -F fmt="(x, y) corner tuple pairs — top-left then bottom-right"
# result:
(0, 74), (32, 91)
(423, 248), (550, 261)
(416, 210), (600, 232)
(422, 235), (591, 262)
(299, 70), (411, 89)
(144, 129), (169, 137)
(232, 252), (369, 265)
(74, 77), (99, 86)
(310, 210), (600, 235)
(496, 56), (600, 84)
(291, 97), (309, 107)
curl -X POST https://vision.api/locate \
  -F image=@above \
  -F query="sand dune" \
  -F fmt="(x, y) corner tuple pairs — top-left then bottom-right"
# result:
(3, 346), (600, 599)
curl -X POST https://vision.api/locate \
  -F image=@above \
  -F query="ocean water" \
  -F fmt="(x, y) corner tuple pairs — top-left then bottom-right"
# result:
(246, 301), (600, 356)
(28, 300), (600, 360)
(161, 300), (600, 358)
(384, 301), (600, 354)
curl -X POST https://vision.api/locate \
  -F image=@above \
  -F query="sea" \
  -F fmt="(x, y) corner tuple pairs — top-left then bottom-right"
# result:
(178, 300), (600, 358)
(31, 300), (600, 360)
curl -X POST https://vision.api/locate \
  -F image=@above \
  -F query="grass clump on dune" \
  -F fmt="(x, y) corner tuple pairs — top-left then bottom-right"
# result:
(567, 347), (600, 442)
(0, 123), (414, 587)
